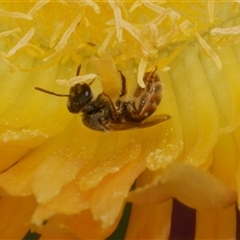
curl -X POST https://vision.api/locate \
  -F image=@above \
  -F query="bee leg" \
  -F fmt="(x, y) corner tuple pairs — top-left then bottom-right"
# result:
(118, 70), (127, 97)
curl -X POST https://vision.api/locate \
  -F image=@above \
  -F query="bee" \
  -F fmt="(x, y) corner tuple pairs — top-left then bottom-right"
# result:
(35, 65), (171, 132)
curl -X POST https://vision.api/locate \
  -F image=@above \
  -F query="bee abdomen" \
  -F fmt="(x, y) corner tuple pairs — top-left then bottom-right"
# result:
(124, 68), (163, 122)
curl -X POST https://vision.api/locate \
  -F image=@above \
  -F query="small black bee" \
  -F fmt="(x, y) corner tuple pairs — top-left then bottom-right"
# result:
(35, 65), (171, 131)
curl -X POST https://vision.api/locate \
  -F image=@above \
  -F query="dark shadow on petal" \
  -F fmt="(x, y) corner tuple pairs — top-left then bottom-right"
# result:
(107, 202), (132, 240)
(169, 199), (196, 240)
(22, 230), (40, 240)
(236, 206), (240, 239)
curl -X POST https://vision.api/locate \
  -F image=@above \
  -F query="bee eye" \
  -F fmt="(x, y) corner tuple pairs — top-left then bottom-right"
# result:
(85, 90), (90, 97)
(67, 83), (93, 113)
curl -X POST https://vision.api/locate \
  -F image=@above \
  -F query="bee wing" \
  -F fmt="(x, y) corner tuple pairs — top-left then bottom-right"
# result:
(109, 114), (171, 131)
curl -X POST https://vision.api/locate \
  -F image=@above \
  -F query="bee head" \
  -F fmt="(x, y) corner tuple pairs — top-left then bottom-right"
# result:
(67, 83), (93, 113)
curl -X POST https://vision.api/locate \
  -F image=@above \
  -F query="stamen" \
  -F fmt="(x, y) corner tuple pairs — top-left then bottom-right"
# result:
(157, 25), (177, 47)
(143, 2), (180, 20)
(147, 10), (169, 27)
(211, 26), (240, 35)
(208, 0), (214, 23)
(28, 0), (50, 16)
(108, 1), (123, 43)
(180, 20), (191, 32)
(56, 73), (97, 87)
(129, 1), (142, 12)
(0, 8), (32, 20)
(42, 50), (60, 62)
(44, 14), (81, 61)
(98, 28), (114, 55)
(55, 14), (82, 51)
(121, 19), (154, 55)
(196, 32), (222, 70)
(0, 28), (20, 38)
(108, 2), (174, 56)
(0, 53), (17, 71)
(81, 0), (100, 14)
(161, 66), (171, 72)
(49, 19), (66, 48)
(6, 28), (35, 57)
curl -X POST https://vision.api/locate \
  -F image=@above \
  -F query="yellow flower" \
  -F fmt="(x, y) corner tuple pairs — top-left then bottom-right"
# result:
(0, 1), (239, 239)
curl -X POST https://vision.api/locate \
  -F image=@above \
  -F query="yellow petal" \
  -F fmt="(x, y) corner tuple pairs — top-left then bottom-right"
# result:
(0, 120), (76, 196)
(146, 70), (183, 170)
(126, 167), (172, 239)
(40, 224), (78, 240)
(31, 181), (91, 225)
(0, 145), (28, 172)
(128, 163), (237, 209)
(126, 201), (172, 239)
(65, 210), (118, 239)
(0, 196), (36, 239)
(195, 206), (236, 239)
(0, 2), (240, 239)
(169, 42), (219, 166)
(36, 210), (120, 239)
(212, 133), (238, 191)
(89, 158), (146, 228)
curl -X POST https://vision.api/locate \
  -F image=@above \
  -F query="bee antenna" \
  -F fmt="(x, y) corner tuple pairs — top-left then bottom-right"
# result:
(76, 64), (82, 76)
(35, 87), (69, 97)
